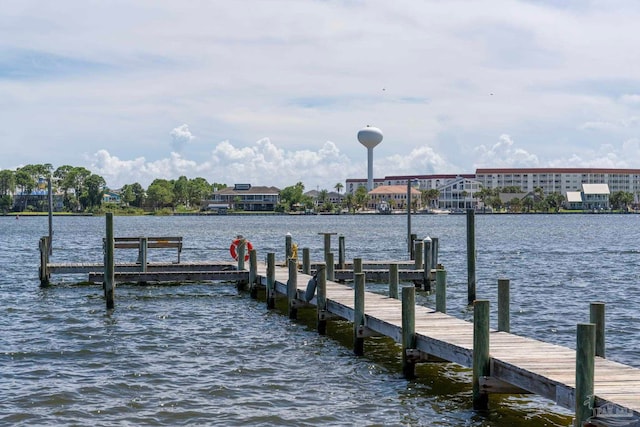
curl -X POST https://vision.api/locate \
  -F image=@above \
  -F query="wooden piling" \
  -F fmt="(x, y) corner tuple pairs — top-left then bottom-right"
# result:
(473, 299), (490, 410)
(354, 272), (365, 356)
(590, 302), (605, 358)
(402, 286), (416, 379)
(139, 237), (148, 272)
(319, 232), (336, 264)
(414, 240), (423, 271)
(498, 279), (510, 333)
(236, 239), (246, 291)
(47, 176), (53, 256)
(39, 236), (50, 286)
(575, 323), (596, 426)
(327, 252), (335, 282)
(249, 249), (258, 299)
(338, 235), (345, 269)
(104, 213), (115, 310)
(423, 237), (432, 292)
(436, 269), (446, 313)
(302, 247), (310, 275)
(287, 258), (297, 319)
(431, 237), (439, 268)
(353, 257), (363, 275)
(285, 233), (292, 262)
(389, 263), (399, 299)
(266, 252), (276, 309)
(317, 263), (327, 335)
(410, 233), (417, 260)
(467, 209), (476, 305)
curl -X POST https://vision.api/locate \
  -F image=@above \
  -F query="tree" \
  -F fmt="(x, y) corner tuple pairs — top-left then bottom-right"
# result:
(318, 189), (329, 211)
(173, 176), (190, 207)
(354, 186), (369, 211)
(545, 192), (565, 213)
(80, 174), (106, 209)
(610, 191), (634, 210)
(188, 177), (211, 208)
(146, 179), (174, 209)
(279, 182), (306, 212)
(0, 169), (15, 196)
(334, 182), (343, 194)
(342, 193), (354, 213)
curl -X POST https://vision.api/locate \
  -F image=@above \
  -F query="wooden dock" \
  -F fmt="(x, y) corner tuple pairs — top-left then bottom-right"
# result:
(255, 262), (640, 426)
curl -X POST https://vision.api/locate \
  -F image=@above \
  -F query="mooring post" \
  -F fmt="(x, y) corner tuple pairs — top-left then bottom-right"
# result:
(317, 262), (327, 335)
(327, 252), (335, 282)
(389, 263), (399, 299)
(575, 323), (596, 426)
(498, 279), (510, 333)
(467, 209), (477, 305)
(249, 249), (258, 299)
(47, 176), (53, 256)
(590, 302), (605, 358)
(414, 239), (423, 271)
(431, 237), (439, 268)
(354, 272), (366, 356)
(338, 235), (345, 269)
(402, 285), (416, 379)
(353, 257), (363, 275)
(139, 237), (148, 273)
(104, 213), (115, 310)
(423, 236), (432, 292)
(473, 299), (490, 410)
(410, 233), (417, 260)
(39, 236), (50, 286)
(236, 239), (247, 291)
(302, 248), (310, 275)
(285, 233), (292, 263)
(288, 258), (298, 319)
(266, 252), (276, 309)
(436, 269), (447, 313)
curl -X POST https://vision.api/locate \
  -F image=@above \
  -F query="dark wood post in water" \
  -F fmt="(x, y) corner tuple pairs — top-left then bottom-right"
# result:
(104, 212), (115, 310)
(410, 233), (417, 260)
(431, 237), (439, 269)
(436, 269), (447, 313)
(353, 257), (363, 276)
(354, 272), (365, 356)
(285, 233), (292, 263)
(319, 232), (336, 264)
(236, 239), (246, 291)
(498, 279), (510, 333)
(414, 240), (423, 271)
(47, 176), (53, 256)
(327, 252), (335, 282)
(316, 262), (327, 335)
(467, 209), (476, 305)
(302, 248), (310, 275)
(402, 286), (416, 379)
(575, 323), (596, 426)
(338, 235), (345, 269)
(39, 236), (50, 286)
(389, 263), (399, 299)
(423, 237), (432, 292)
(266, 252), (276, 309)
(590, 302), (605, 358)
(287, 258), (298, 319)
(139, 237), (148, 272)
(249, 249), (258, 299)
(473, 299), (490, 410)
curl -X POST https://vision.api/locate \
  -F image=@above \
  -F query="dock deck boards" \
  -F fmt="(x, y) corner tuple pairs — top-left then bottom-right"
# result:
(259, 263), (640, 416)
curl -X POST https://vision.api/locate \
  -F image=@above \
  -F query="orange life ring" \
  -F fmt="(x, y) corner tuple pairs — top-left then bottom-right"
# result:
(230, 239), (253, 261)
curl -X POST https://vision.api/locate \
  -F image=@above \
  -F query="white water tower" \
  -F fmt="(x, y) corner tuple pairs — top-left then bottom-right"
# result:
(357, 126), (383, 191)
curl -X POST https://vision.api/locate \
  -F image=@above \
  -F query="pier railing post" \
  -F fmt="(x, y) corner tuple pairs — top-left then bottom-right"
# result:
(266, 252), (276, 309)
(423, 237), (432, 292)
(317, 263), (327, 335)
(575, 323), (596, 426)
(467, 209), (476, 305)
(302, 248), (310, 275)
(327, 252), (335, 282)
(436, 269), (447, 313)
(498, 279), (510, 333)
(389, 263), (399, 299)
(338, 235), (345, 269)
(288, 258), (298, 319)
(104, 213), (115, 310)
(590, 302), (605, 358)
(402, 286), (416, 379)
(473, 299), (490, 410)
(354, 272), (366, 356)
(139, 237), (148, 272)
(249, 249), (258, 299)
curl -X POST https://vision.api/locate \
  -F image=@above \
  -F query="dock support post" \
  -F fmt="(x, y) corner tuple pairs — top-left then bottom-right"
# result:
(414, 240), (423, 271)
(338, 235), (345, 269)
(389, 263), (399, 299)
(249, 249), (258, 299)
(266, 252), (276, 309)
(575, 323), (596, 426)
(302, 248), (310, 275)
(39, 236), (51, 286)
(285, 233), (292, 263)
(104, 212), (115, 310)
(431, 237), (439, 269)
(47, 176), (53, 256)
(498, 279), (510, 333)
(236, 239), (247, 291)
(410, 233), (417, 260)
(590, 302), (605, 358)
(317, 262), (327, 335)
(402, 286), (416, 379)
(288, 258), (298, 319)
(327, 252), (335, 282)
(473, 299), (490, 410)
(423, 237), (432, 292)
(467, 209), (476, 305)
(353, 257), (363, 276)
(436, 269), (447, 313)
(354, 272), (366, 356)
(139, 237), (148, 272)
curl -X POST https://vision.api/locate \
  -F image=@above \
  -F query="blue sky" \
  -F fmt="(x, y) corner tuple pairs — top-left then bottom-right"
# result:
(2, 0), (640, 190)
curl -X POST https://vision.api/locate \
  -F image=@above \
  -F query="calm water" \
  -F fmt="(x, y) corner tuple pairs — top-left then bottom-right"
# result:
(1, 213), (639, 426)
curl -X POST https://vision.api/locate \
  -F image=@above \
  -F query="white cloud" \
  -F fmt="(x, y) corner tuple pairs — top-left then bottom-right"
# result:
(473, 134), (539, 168)
(169, 124), (194, 153)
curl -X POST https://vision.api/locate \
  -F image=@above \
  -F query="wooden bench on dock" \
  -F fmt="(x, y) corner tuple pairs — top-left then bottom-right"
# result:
(105, 236), (183, 263)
